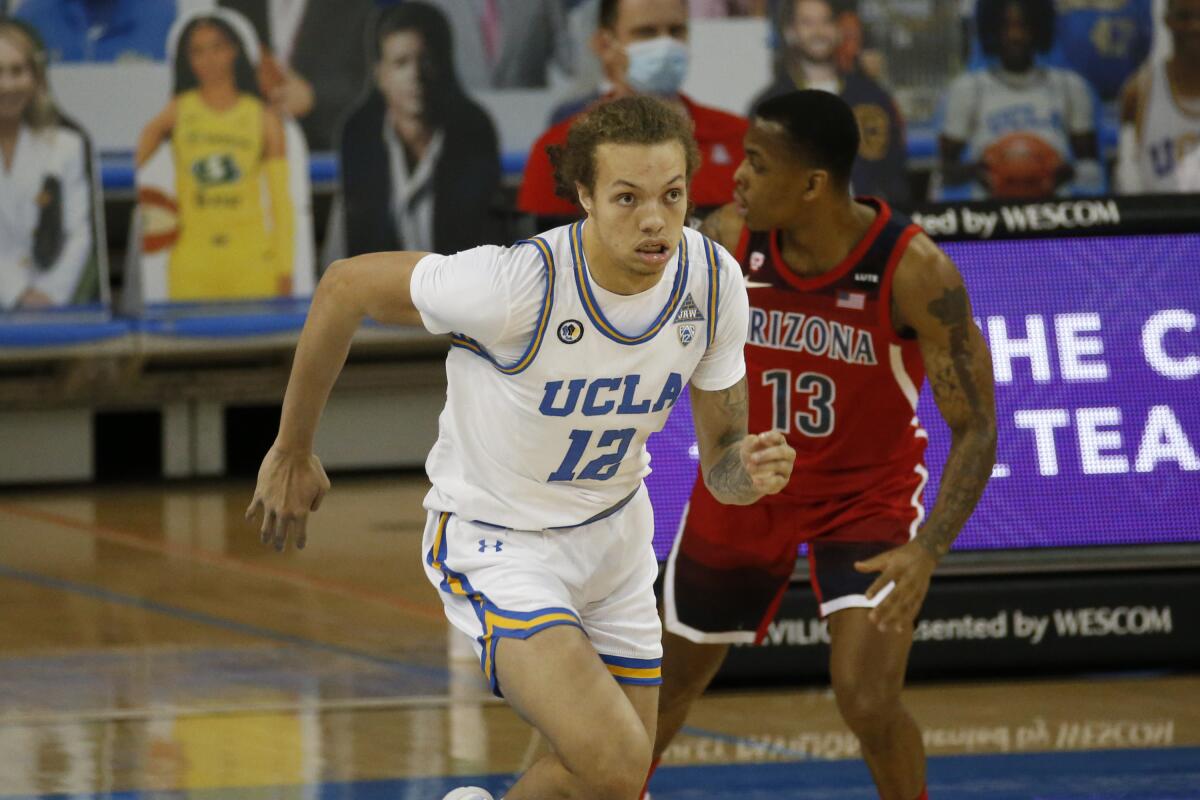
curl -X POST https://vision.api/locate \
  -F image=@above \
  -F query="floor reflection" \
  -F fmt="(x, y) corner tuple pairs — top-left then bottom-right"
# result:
(1, 477), (1197, 799)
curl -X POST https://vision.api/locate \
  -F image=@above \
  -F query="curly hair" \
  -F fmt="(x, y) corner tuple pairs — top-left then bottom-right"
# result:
(548, 95), (702, 207)
(976, 0), (1056, 58)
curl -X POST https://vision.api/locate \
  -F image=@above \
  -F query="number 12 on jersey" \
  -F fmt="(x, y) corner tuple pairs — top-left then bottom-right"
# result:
(762, 370), (836, 437)
(548, 428), (636, 482)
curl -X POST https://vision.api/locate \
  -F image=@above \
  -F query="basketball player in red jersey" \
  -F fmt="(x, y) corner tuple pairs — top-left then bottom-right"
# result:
(648, 90), (997, 800)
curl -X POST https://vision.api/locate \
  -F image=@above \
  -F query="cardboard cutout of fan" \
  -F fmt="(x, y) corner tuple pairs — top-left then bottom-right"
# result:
(982, 132), (1063, 199)
(132, 7), (315, 303)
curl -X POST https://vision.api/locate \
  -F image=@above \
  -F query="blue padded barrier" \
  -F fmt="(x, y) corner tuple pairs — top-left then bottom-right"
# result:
(0, 307), (132, 348)
(134, 299), (312, 338)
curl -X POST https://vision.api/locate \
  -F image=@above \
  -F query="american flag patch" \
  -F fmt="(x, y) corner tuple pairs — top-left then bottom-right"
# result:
(836, 290), (866, 310)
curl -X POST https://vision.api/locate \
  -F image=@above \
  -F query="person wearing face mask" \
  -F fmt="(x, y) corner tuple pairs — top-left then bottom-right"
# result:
(750, 0), (910, 207)
(518, 0), (749, 229)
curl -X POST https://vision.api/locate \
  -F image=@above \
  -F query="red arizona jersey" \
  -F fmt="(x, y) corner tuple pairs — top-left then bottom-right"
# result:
(735, 198), (927, 505)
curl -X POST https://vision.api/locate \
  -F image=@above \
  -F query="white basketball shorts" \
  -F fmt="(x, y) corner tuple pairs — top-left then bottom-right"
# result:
(421, 484), (662, 697)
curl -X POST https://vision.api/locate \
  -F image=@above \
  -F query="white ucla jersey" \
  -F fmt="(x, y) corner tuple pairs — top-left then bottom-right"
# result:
(1138, 60), (1200, 192)
(421, 222), (744, 531)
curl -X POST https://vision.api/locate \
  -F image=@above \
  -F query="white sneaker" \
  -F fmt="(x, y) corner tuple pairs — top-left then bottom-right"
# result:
(441, 788), (494, 800)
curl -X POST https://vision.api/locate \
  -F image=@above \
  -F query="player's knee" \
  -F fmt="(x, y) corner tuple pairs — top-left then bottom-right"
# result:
(832, 676), (902, 737)
(587, 768), (649, 800)
(575, 720), (652, 799)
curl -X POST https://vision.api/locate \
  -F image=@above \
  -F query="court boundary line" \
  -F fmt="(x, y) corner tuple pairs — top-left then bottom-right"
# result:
(0, 501), (445, 622)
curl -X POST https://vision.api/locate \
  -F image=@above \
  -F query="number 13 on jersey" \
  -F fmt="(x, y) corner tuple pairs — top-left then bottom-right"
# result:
(763, 369), (836, 437)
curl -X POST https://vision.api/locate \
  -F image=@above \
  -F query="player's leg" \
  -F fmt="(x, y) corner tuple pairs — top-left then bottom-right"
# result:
(423, 509), (644, 798)
(653, 631), (728, 759)
(829, 609), (925, 799)
(655, 489), (795, 763)
(814, 539), (926, 800)
(497, 626), (654, 800)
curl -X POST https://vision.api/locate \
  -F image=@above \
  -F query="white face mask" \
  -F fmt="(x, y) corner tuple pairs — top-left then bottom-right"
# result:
(623, 36), (689, 96)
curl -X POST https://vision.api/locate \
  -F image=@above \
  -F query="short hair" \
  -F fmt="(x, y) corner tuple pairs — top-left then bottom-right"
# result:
(779, 0), (835, 29)
(548, 95), (702, 205)
(976, 0), (1056, 57)
(753, 90), (859, 186)
(598, 0), (687, 31)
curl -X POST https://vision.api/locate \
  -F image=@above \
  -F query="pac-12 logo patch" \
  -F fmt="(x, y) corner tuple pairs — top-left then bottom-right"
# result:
(678, 323), (696, 347)
(749, 251), (765, 271)
(558, 319), (584, 344)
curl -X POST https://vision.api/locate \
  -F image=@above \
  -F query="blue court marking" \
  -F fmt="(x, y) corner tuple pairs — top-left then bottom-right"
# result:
(0, 564), (447, 682)
(4, 746), (1198, 799)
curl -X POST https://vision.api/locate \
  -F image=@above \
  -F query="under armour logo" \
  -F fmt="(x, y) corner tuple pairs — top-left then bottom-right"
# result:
(477, 539), (503, 553)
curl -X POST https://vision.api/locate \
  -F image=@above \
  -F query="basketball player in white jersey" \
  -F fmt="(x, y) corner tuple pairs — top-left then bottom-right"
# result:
(245, 95), (796, 800)
(1117, 0), (1200, 193)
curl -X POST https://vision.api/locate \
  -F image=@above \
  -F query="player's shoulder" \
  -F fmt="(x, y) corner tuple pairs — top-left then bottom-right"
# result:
(685, 225), (745, 289)
(437, 240), (550, 276)
(892, 227), (961, 301)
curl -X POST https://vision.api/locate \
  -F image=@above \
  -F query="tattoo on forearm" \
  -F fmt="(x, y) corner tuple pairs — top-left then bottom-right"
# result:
(919, 285), (997, 559)
(703, 380), (758, 504)
(926, 286), (985, 426)
(709, 446), (757, 503)
(917, 431), (995, 559)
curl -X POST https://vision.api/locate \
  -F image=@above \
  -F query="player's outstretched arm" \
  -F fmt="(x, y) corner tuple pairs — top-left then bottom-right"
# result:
(690, 379), (796, 506)
(245, 251), (430, 551)
(855, 236), (997, 632)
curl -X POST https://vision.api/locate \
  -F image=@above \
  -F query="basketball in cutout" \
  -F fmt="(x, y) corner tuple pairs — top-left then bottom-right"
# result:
(981, 132), (1063, 199)
(138, 186), (180, 253)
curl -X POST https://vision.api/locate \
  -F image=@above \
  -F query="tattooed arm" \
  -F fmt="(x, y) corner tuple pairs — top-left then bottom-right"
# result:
(855, 234), (997, 632)
(690, 378), (796, 505)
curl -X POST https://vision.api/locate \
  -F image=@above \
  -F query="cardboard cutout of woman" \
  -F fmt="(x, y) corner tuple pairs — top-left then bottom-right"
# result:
(0, 20), (104, 312)
(135, 9), (307, 303)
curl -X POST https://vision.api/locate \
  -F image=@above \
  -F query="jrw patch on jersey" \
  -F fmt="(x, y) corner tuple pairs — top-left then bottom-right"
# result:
(673, 293), (704, 323)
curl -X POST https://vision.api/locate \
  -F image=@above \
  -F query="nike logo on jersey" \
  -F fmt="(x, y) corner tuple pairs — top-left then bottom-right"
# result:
(748, 308), (878, 364)
(539, 373), (684, 417)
